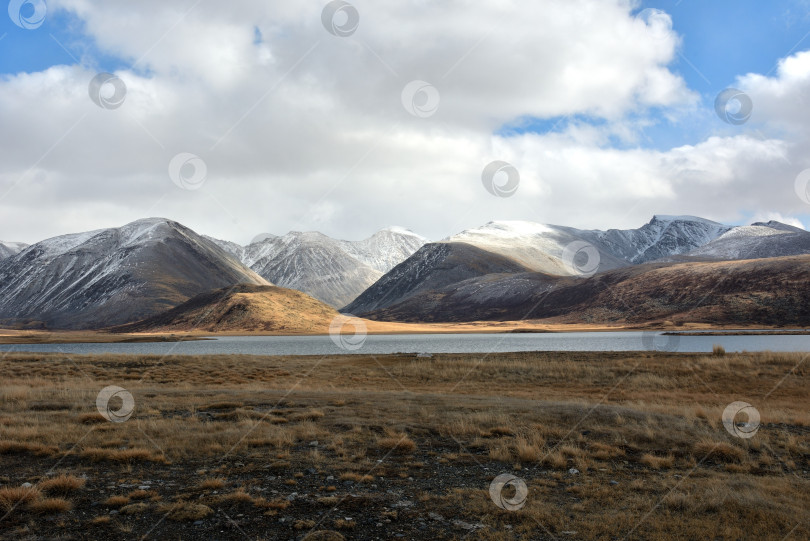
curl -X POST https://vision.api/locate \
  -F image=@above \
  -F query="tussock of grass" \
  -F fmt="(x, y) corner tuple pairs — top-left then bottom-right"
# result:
(294, 519), (317, 530)
(0, 486), (41, 511)
(339, 472), (374, 483)
(79, 447), (161, 463)
(255, 498), (290, 510)
(38, 474), (85, 495)
(102, 495), (130, 507)
(197, 477), (226, 490)
(377, 434), (416, 454)
(640, 453), (675, 470)
(119, 502), (151, 515)
(694, 440), (746, 463)
(28, 497), (72, 514)
(160, 502), (213, 521)
(216, 489), (254, 503)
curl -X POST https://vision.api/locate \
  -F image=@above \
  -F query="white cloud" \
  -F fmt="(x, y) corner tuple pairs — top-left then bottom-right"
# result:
(0, 0), (806, 244)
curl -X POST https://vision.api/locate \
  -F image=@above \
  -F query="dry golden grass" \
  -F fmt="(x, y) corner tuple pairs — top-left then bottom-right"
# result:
(640, 453), (674, 470)
(0, 486), (40, 511)
(0, 350), (806, 539)
(160, 502), (214, 521)
(377, 433), (416, 454)
(28, 497), (72, 514)
(37, 474), (85, 495)
(197, 477), (226, 490)
(338, 472), (374, 483)
(119, 502), (150, 515)
(102, 495), (130, 508)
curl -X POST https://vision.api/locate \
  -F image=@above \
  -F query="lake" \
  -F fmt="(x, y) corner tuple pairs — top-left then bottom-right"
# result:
(1, 331), (809, 356)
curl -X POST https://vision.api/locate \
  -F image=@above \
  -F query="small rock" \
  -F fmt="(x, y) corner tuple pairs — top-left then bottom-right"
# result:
(109, 510), (118, 515)
(193, 520), (204, 526)
(138, 486), (150, 490)
(428, 512), (443, 521)
(306, 468), (317, 475)
(561, 531), (578, 536)
(609, 480), (619, 486)
(453, 520), (483, 531)
(309, 441), (319, 447)
(568, 468), (580, 475)
(21, 483), (32, 488)
(326, 475), (334, 481)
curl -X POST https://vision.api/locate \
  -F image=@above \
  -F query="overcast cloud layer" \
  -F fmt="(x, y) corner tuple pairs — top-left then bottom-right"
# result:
(1, 0), (809, 244)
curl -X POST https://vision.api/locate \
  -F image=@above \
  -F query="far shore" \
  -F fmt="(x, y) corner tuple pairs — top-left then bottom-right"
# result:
(1, 320), (809, 344)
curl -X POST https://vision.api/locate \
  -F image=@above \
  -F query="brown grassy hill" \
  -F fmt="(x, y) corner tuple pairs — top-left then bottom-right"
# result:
(115, 284), (339, 333)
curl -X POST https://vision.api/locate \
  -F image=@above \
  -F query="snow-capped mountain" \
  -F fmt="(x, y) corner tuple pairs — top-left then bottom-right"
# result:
(0, 241), (27, 260)
(339, 227), (428, 273)
(243, 228), (428, 307)
(344, 242), (532, 314)
(684, 221), (810, 260)
(363, 254), (810, 325)
(203, 235), (246, 261)
(348, 216), (736, 316)
(445, 221), (627, 275)
(577, 215), (731, 263)
(445, 216), (730, 274)
(0, 218), (268, 329)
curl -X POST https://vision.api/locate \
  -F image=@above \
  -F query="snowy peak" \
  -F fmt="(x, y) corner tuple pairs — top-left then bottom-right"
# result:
(587, 215), (732, 264)
(751, 220), (806, 233)
(0, 218), (268, 329)
(686, 220), (810, 261)
(340, 228), (428, 274)
(649, 215), (724, 226)
(0, 241), (28, 261)
(242, 226), (428, 306)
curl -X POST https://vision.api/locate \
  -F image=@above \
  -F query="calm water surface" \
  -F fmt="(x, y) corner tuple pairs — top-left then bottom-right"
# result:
(1, 331), (809, 356)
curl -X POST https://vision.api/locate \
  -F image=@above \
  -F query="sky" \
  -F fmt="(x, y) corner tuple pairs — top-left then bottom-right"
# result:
(2, 0), (810, 245)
